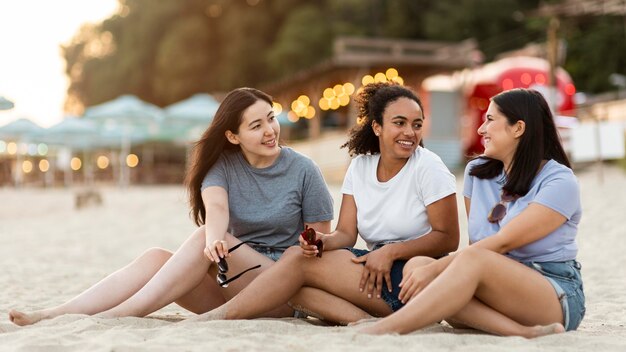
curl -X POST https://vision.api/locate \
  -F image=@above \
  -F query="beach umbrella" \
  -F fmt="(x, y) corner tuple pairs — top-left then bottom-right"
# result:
(0, 118), (44, 141)
(83, 94), (163, 134)
(83, 95), (163, 186)
(0, 96), (14, 110)
(30, 117), (100, 149)
(162, 93), (219, 143)
(164, 93), (219, 127)
(0, 118), (44, 187)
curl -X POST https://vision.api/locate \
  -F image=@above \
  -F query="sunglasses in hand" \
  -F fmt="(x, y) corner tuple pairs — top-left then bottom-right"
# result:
(300, 226), (323, 258)
(215, 240), (262, 288)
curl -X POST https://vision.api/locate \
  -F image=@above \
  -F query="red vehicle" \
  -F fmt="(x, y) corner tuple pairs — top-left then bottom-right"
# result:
(424, 56), (576, 157)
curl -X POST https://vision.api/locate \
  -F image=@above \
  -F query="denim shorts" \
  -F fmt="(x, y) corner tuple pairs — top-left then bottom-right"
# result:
(250, 244), (286, 262)
(346, 247), (406, 312)
(522, 260), (585, 331)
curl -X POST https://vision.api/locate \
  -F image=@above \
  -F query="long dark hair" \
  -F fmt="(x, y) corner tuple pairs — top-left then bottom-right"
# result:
(185, 87), (273, 226)
(341, 82), (425, 156)
(470, 88), (571, 196)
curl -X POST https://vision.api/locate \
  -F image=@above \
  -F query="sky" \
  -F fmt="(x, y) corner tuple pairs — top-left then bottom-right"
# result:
(0, 0), (118, 128)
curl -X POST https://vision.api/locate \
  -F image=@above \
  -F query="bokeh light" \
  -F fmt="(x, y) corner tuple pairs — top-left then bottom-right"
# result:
(272, 102), (283, 115)
(7, 142), (17, 155)
(126, 154), (139, 168)
(37, 143), (48, 156)
(71, 157), (82, 171)
(361, 75), (374, 86)
(22, 160), (33, 173)
(39, 159), (50, 172)
(97, 155), (110, 169)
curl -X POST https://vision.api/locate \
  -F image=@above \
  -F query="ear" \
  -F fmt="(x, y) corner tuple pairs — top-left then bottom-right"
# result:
(225, 130), (240, 145)
(513, 120), (526, 139)
(371, 121), (382, 137)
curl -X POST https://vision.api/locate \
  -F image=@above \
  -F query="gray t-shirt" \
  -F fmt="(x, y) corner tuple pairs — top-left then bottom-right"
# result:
(201, 147), (334, 248)
(463, 158), (581, 262)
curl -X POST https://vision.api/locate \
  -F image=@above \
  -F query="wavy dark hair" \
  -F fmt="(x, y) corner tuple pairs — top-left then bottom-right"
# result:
(470, 88), (571, 196)
(185, 87), (273, 226)
(341, 82), (425, 156)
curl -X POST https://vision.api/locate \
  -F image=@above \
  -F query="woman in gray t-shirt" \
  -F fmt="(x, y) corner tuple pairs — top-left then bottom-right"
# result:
(9, 88), (335, 326)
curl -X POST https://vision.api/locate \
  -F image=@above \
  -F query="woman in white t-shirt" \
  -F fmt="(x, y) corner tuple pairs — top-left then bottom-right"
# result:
(190, 82), (460, 324)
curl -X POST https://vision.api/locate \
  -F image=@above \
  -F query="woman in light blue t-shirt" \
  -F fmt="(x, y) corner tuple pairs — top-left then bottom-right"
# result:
(360, 88), (585, 337)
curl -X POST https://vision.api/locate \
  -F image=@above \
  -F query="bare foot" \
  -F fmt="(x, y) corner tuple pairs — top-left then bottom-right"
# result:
(8, 310), (48, 326)
(528, 323), (565, 338)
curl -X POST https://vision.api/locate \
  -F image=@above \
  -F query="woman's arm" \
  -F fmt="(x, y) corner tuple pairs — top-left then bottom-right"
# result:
(472, 203), (566, 254)
(201, 186), (230, 262)
(304, 221), (331, 234)
(382, 194), (459, 260)
(399, 197), (568, 302)
(322, 194), (359, 250)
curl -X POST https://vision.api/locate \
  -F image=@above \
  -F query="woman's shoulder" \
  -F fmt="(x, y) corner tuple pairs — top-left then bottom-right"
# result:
(539, 160), (578, 184)
(415, 147), (447, 165)
(280, 147), (318, 169)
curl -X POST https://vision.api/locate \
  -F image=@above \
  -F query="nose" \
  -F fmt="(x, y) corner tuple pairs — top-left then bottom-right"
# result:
(403, 124), (415, 136)
(477, 120), (487, 135)
(263, 123), (275, 136)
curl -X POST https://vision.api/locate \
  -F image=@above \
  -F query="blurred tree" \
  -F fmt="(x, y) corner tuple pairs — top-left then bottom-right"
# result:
(424, 0), (544, 60)
(152, 15), (215, 105)
(212, 0), (276, 89)
(266, 4), (332, 77)
(62, 0), (625, 112)
(563, 16), (626, 94)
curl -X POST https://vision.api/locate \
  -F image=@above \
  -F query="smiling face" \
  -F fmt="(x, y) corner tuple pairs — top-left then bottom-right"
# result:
(225, 99), (280, 168)
(478, 101), (525, 168)
(372, 97), (424, 161)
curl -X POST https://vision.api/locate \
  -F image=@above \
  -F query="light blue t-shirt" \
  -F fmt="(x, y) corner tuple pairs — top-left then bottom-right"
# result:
(201, 147), (334, 248)
(463, 158), (581, 262)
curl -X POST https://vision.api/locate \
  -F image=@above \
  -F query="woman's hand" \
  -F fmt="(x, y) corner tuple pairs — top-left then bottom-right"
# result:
(299, 231), (327, 257)
(351, 247), (394, 300)
(204, 239), (229, 263)
(398, 261), (440, 304)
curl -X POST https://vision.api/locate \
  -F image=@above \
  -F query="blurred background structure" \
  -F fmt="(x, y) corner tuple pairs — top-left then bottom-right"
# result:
(0, 0), (624, 187)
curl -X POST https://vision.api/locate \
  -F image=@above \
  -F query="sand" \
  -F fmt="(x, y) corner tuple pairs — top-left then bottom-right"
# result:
(1, 163), (625, 351)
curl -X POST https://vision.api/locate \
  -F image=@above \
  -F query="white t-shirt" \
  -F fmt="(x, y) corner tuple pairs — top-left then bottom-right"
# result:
(341, 147), (456, 249)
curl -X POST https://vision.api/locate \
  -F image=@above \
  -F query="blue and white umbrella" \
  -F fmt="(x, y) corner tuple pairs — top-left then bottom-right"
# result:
(0, 96), (14, 110)
(83, 95), (164, 186)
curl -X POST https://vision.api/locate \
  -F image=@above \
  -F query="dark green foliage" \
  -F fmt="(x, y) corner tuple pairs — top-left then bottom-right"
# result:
(563, 16), (626, 93)
(62, 0), (625, 112)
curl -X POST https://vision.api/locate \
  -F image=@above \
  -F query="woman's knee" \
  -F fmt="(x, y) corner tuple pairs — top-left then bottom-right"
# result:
(282, 246), (305, 261)
(404, 256), (435, 275)
(138, 247), (173, 266)
(453, 246), (490, 268)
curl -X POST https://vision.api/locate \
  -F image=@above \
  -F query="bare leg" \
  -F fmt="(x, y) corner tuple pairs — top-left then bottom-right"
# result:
(194, 248), (393, 322)
(288, 287), (373, 325)
(9, 247), (175, 326)
(399, 256), (557, 336)
(447, 297), (564, 337)
(360, 247), (565, 337)
(98, 229), (287, 319)
(10, 227), (224, 326)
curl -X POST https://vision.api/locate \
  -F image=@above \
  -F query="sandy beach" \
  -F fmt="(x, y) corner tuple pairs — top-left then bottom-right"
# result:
(1, 163), (625, 351)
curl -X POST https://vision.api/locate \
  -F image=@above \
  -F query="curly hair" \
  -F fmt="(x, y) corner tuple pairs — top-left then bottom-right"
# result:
(341, 82), (425, 156)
